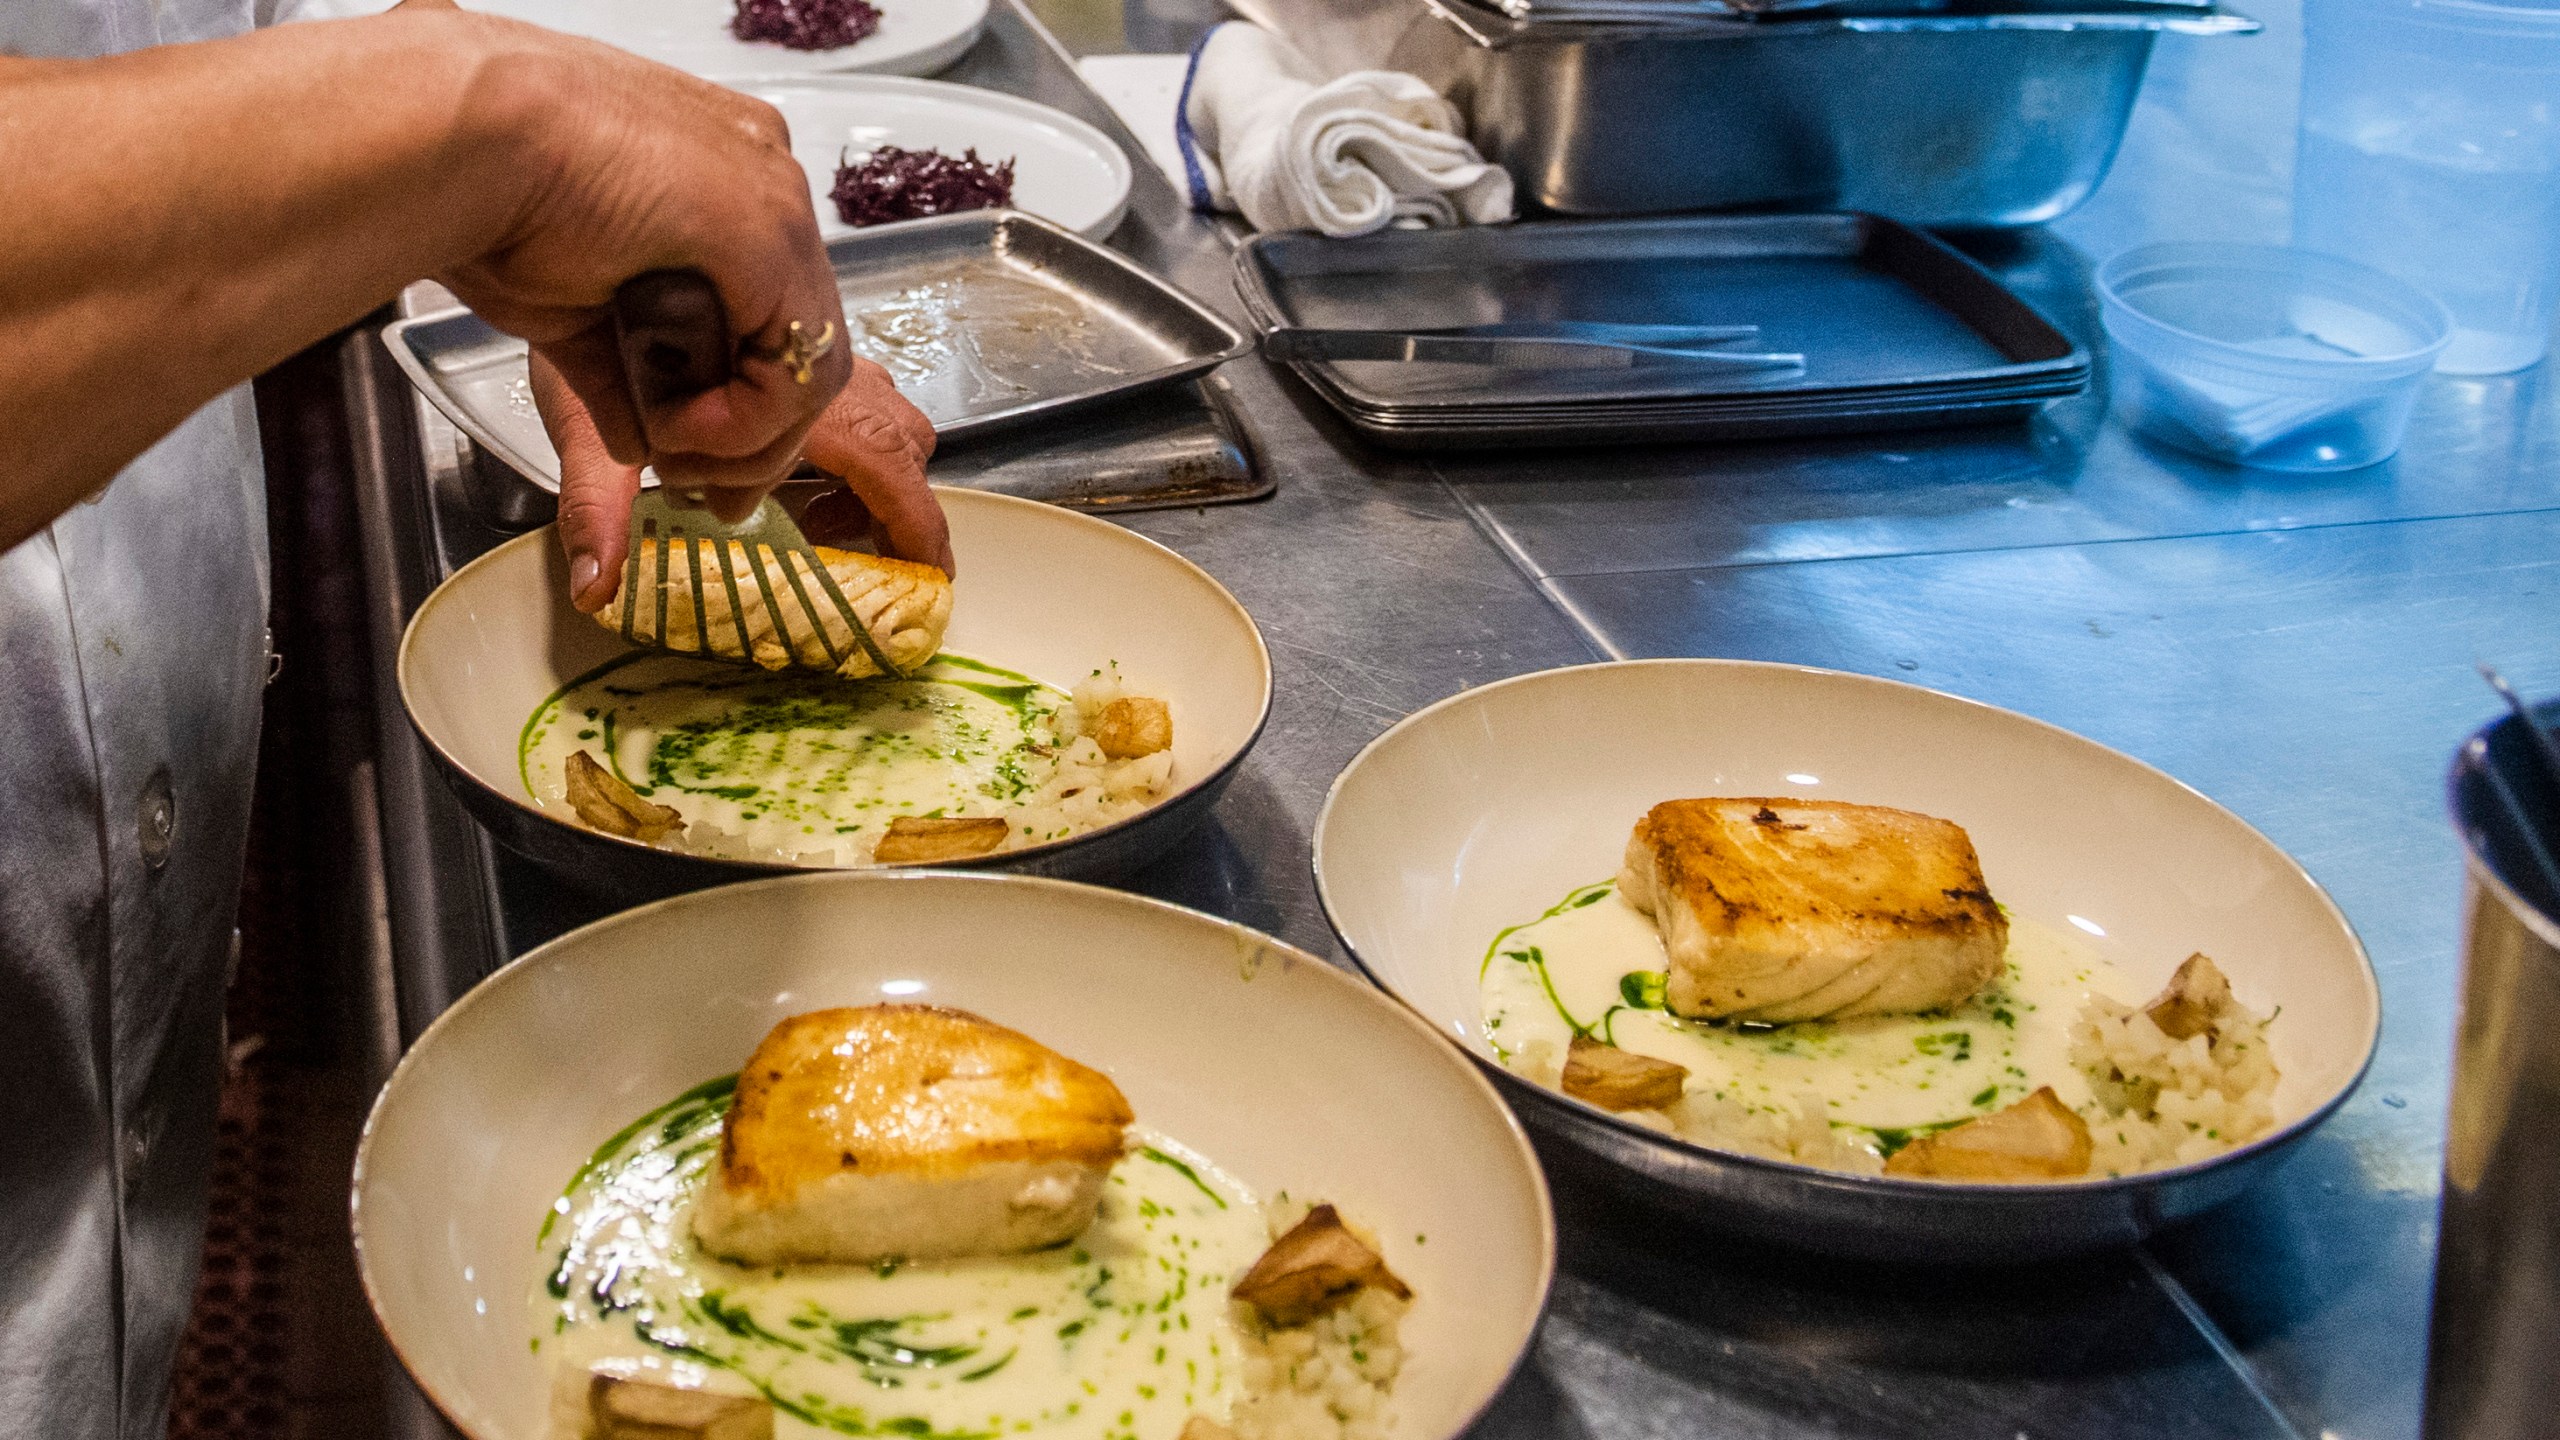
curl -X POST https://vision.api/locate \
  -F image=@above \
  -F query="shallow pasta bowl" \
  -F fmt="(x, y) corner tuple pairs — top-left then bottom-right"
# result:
(353, 871), (1553, 1440)
(1312, 660), (2379, 1262)
(398, 486), (1271, 903)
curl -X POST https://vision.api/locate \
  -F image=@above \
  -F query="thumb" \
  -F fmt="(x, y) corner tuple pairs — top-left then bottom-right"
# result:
(529, 351), (646, 612)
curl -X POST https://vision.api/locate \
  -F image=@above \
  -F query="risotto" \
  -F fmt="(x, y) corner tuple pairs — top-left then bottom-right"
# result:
(1226, 1200), (1408, 1440)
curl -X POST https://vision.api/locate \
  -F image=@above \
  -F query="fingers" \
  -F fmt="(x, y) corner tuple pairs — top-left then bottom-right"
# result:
(535, 324), (648, 465)
(802, 359), (952, 575)
(628, 137), (848, 477)
(529, 352), (645, 612)
(439, 36), (846, 493)
(649, 406), (821, 506)
(640, 267), (851, 467)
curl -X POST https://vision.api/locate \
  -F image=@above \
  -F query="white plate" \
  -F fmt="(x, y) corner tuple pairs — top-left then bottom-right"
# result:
(398, 486), (1271, 897)
(353, 870), (1555, 1440)
(1312, 660), (2382, 1258)
(733, 75), (1135, 240)
(474, 0), (987, 79)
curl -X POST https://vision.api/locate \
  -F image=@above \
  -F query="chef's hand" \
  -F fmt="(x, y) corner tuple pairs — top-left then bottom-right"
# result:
(532, 350), (951, 613)
(431, 11), (852, 587)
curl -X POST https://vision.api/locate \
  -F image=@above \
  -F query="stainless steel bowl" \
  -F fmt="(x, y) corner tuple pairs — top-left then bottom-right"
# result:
(1387, 3), (2260, 227)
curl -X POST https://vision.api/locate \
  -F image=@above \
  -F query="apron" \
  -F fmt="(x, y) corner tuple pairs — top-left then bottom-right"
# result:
(0, 7), (272, 1438)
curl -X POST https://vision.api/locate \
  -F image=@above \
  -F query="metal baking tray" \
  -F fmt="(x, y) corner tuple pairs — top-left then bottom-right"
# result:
(1234, 212), (2086, 441)
(1313, 392), (2078, 449)
(1385, 1), (2258, 226)
(381, 210), (1250, 493)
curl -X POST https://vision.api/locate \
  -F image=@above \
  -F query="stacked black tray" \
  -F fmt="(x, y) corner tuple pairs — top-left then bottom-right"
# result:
(1233, 213), (2089, 450)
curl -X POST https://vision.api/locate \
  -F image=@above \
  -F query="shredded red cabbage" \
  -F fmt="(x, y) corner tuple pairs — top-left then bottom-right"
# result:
(829, 146), (1018, 228)
(731, 0), (881, 51)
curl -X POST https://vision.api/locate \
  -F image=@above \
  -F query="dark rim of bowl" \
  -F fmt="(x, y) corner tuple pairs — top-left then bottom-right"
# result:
(395, 504), (1276, 881)
(1310, 657), (2384, 1203)
(352, 869), (1558, 1440)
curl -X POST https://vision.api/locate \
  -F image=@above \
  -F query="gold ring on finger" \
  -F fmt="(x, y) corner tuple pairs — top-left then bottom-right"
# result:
(769, 319), (837, 385)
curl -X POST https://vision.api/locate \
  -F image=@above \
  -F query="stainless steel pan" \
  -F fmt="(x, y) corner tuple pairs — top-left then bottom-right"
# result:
(1388, 2), (2260, 226)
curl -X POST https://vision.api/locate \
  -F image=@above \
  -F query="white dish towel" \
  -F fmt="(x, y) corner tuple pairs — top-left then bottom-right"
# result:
(1178, 21), (1514, 237)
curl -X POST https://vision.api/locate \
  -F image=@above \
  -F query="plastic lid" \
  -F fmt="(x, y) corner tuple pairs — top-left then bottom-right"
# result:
(2097, 243), (2452, 394)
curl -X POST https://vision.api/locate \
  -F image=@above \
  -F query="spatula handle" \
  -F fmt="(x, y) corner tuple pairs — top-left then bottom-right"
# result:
(613, 269), (733, 410)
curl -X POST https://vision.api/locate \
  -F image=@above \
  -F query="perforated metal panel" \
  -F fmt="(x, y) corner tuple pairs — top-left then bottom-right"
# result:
(166, 1058), (293, 1440)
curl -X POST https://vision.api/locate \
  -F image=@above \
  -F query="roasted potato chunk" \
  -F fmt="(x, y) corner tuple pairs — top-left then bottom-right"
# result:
(2143, 953), (2235, 1042)
(564, 751), (685, 843)
(1560, 1035), (1689, 1113)
(873, 815), (1009, 863)
(1231, 1204), (1411, 1326)
(1092, 696), (1173, 759)
(1884, 1087), (2093, 1182)
(585, 1373), (773, 1440)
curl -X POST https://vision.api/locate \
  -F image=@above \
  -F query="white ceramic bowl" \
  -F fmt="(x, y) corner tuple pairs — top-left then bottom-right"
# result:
(1313, 660), (2380, 1261)
(400, 486), (1270, 902)
(353, 872), (1554, 1440)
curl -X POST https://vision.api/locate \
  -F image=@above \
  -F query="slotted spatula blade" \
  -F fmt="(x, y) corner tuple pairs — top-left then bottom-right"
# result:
(620, 491), (907, 679)
(605, 270), (902, 680)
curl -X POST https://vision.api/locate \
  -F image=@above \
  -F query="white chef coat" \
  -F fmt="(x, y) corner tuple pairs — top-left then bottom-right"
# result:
(0, 5), (274, 1438)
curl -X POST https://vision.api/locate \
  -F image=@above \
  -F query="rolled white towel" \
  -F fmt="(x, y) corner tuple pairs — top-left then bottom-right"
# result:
(1178, 21), (1514, 237)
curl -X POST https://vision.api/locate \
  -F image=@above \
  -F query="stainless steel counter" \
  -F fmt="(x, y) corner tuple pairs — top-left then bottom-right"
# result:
(341, 3), (2560, 1437)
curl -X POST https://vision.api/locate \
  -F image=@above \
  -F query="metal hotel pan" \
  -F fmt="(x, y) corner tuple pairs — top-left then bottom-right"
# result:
(1386, 2), (2260, 226)
(1233, 213), (2088, 448)
(381, 210), (1250, 492)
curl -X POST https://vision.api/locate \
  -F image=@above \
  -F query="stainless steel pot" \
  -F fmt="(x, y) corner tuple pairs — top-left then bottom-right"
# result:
(1386, 3), (2260, 227)
(2430, 700), (2560, 1440)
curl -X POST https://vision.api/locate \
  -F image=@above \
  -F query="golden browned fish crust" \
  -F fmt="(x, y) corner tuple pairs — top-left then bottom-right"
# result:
(596, 540), (950, 678)
(718, 1005), (1132, 1200)
(1620, 797), (2007, 1023)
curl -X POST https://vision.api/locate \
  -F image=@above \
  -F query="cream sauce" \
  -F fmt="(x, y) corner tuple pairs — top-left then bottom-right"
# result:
(532, 1076), (1268, 1440)
(1480, 881), (2138, 1146)
(518, 654), (1071, 865)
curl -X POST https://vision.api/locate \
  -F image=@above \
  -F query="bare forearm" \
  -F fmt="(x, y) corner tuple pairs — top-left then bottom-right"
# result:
(0, 10), (548, 542)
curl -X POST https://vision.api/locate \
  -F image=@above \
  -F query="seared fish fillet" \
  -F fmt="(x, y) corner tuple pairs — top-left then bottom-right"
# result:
(596, 539), (950, 678)
(1619, 798), (2006, 1023)
(693, 1005), (1132, 1266)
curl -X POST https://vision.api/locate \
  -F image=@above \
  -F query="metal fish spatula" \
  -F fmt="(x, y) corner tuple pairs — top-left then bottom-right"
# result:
(611, 271), (905, 679)
(620, 490), (906, 678)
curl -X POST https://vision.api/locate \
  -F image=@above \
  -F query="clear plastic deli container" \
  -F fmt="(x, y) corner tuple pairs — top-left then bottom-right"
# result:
(2296, 0), (2560, 375)
(2098, 243), (2452, 473)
